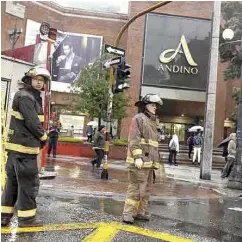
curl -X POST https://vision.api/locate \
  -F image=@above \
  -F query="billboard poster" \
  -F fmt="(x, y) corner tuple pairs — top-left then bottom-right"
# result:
(142, 13), (211, 91)
(51, 31), (103, 92)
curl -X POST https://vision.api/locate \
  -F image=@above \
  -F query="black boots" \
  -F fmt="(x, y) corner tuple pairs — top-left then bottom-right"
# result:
(18, 219), (43, 228)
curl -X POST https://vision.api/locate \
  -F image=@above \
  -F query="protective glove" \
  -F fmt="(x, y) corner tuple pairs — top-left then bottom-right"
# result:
(134, 158), (143, 169)
(40, 140), (47, 149)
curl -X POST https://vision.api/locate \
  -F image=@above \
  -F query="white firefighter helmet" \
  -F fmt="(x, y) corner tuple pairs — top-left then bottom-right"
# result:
(135, 94), (163, 107)
(22, 67), (51, 84)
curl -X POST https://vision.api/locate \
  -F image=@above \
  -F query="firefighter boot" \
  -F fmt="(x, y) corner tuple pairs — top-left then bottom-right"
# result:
(1, 214), (13, 227)
(19, 219), (43, 228)
(122, 214), (134, 224)
(133, 212), (151, 221)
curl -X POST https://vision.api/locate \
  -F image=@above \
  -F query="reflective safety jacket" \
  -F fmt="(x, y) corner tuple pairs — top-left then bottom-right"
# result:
(126, 112), (160, 169)
(5, 87), (47, 155)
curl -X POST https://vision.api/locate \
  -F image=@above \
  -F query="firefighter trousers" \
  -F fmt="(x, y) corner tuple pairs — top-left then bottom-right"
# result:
(1, 152), (40, 223)
(123, 168), (153, 217)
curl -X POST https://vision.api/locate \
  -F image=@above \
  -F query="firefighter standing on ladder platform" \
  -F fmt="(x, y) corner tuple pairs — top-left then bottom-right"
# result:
(122, 94), (163, 224)
(1, 67), (50, 227)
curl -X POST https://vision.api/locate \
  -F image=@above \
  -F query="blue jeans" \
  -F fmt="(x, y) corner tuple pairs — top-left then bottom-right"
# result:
(92, 149), (104, 168)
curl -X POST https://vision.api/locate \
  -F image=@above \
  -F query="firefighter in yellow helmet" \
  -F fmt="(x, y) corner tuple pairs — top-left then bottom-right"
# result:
(1, 67), (50, 227)
(122, 94), (163, 224)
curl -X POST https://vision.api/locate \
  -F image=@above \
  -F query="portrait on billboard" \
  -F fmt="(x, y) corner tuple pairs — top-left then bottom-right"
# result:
(51, 32), (103, 92)
(142, 13), (211, 91)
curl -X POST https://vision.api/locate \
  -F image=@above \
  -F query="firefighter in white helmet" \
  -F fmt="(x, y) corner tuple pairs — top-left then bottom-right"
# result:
(122, 94), (163, 224)
(1, 67), (50, 227)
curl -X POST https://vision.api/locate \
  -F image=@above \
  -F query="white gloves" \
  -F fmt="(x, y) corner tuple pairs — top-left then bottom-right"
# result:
(135, 158), (143, 169)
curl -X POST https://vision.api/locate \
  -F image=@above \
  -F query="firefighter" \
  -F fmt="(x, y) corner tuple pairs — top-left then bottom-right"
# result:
(122, 94), (163, 224)
(1, 67), (50, 227)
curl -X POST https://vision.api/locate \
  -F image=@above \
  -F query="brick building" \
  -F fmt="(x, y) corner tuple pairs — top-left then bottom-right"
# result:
(1, 1), (238, 144)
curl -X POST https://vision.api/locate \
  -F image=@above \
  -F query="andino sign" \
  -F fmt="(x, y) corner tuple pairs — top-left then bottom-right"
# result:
(142, 13), (211, 91)
(159, 35), (199, 75)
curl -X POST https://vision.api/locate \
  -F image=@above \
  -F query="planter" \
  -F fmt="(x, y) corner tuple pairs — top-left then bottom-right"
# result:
(55, 142), (127, 160)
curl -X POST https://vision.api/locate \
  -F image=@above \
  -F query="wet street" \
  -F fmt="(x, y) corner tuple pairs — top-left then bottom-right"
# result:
(1, 156), (242, 242)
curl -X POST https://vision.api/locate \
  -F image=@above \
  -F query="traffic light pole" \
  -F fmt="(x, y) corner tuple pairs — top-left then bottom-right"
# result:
(40, 41), (52, 171)
(101, 1), (171, 179)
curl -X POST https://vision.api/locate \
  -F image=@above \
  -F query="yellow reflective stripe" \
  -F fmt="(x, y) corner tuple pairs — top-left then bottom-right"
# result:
(132, 149), (142, 156)
(40, 133), (47, 141)
(18, 208), (36, 218)
(5, 143), (40, 154)
(153, 162), (160, 169)
(38, 115), (44, 122)
(126, 157), (160, 168)
(12, 110), (24, 120)
(142, 161), (153, 167)
(1, 206), (14, 214)
(12, 111), (44, 123)
(140, 138), (158, 148)
(8, 129), (14, 135)
(126, 157), (134, 164)
(125, 199), (139, 208)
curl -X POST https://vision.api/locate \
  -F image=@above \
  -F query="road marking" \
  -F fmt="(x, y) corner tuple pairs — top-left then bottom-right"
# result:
(228, 207), (242, 212)
(1, 222), (193, 242)
(82, 225), (118, 242)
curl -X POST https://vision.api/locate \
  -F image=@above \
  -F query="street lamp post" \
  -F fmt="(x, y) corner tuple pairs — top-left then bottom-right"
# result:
(222, 28), (242, 190)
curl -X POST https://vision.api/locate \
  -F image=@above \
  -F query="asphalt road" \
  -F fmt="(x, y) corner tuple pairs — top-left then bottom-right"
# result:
(2, 157), (242, 242)
(1, 188), (242, 242)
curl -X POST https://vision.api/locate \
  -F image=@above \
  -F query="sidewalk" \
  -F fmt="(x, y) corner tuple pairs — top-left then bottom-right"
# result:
(110, 159), (241, 196)
(45, 155), (242, 197)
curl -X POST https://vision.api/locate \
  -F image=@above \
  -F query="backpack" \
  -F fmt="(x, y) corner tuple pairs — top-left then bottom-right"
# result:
(193, 136), (201, 146)
(170, 140), (176, 150)
(187, 137), (193, 146)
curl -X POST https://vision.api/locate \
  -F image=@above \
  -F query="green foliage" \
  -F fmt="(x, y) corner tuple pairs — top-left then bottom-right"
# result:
(58, 136), (84, 143)
(112, 138), (128, 146)
(112, 92), (131, 120)
(71, 52), (130, 122)
(220, 1), (242, 80)
(231, 87), (240, 124)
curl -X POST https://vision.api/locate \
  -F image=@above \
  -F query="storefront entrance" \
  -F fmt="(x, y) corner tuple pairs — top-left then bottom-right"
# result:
(160, 122), (193, 142)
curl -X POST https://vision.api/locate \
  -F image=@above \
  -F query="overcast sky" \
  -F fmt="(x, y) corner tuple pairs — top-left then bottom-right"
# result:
(53, 0), (129, 13)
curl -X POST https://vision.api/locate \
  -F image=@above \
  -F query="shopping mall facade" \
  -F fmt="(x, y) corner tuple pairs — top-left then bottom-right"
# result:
(1, 1), (239, 145)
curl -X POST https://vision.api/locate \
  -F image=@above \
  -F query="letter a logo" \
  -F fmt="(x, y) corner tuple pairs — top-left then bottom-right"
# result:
(159, 35), (198, 66)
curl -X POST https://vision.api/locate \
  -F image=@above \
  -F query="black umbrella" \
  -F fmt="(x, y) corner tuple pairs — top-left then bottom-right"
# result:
(217, 136), (231, 148)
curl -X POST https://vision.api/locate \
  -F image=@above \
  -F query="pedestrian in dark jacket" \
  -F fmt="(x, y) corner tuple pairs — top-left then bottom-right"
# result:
(221, 133), (236, 178)
(1, 67), (50, 228)
(91, 125), (106, 169)
(47, 122), (60, 158)
(187, 134), (194, 160)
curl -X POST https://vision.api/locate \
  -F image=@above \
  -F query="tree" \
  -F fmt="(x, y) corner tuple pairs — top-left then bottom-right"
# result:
(220, 2), (242, 125)
(72, 53), (130, 136)
(220, 2), (242, 80)
(231, 87), (240, 127)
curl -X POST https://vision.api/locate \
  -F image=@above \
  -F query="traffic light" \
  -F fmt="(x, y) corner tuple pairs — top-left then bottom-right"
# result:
(114, 59), (131, 93)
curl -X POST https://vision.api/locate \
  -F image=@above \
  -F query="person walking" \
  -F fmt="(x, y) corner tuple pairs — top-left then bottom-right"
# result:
(168, 134), (179, 166)
(66, 125), (74, 137)
(91, 125), (106, 169)
(86, 125), (93, 143)
(192, 130), (202, 164)
(187, 134), (194, 160)
(221, 133), (236, 178)
(122, 94), (163, 224)
(47, 122), (60, 158)
(1, 67), (50, 227)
